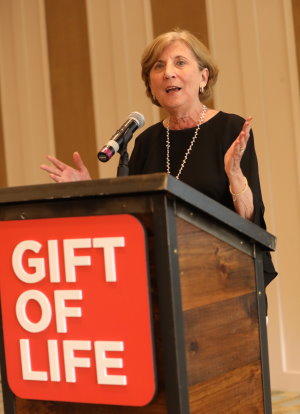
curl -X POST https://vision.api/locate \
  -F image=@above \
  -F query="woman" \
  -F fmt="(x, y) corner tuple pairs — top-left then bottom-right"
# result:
(40, 29), (277, 286)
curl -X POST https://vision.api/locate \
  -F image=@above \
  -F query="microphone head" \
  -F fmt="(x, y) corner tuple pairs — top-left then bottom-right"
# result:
(129, 111), (145, 128)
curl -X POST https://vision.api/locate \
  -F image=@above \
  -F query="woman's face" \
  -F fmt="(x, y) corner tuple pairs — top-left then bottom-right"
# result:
(149, 40), (207, 113)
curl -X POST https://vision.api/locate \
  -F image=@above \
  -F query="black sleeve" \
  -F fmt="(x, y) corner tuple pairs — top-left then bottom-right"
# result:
(240, 130), (277, 286)
(240, 130), (265, 228)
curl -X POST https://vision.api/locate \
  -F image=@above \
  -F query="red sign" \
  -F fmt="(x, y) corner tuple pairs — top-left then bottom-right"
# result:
(0, 215), (156, 406)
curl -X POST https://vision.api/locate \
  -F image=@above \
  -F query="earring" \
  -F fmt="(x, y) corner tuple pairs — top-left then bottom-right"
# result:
(200, 86), (204, 94)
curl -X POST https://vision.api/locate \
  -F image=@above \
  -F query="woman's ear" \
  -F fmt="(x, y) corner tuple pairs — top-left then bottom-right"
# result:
(200, 67), (209, 88)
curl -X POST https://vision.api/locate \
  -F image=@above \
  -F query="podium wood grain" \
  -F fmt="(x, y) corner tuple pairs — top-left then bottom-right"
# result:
(177, 218), (264, 413)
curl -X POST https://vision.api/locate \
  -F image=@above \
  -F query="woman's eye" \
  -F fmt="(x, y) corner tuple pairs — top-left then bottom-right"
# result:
(153, 62), (164, 70)
(176, 60), (186, 66)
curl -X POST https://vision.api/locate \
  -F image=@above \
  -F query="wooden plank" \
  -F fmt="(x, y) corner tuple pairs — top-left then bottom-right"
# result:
(15, 392), (167, 414)
(188, 362), (264, 414)
(184, 293), (260, 385)
(177, 218), (256, 311)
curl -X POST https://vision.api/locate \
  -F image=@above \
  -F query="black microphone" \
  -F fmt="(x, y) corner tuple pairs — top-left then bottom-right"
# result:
(97, 111), (145, 162)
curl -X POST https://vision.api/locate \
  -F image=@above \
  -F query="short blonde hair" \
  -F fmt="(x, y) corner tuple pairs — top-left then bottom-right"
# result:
(141, 29), (219, 106)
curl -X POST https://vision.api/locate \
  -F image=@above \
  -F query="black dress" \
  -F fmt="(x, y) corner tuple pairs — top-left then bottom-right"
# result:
(129, 111), (277, 287)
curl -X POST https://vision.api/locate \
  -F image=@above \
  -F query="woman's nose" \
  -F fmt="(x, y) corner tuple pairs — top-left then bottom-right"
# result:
(163, 63), (175, 79)
(164, 72), (175, 79)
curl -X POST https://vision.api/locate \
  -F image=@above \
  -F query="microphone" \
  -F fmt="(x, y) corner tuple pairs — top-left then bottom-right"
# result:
(97, 111), (145, 162)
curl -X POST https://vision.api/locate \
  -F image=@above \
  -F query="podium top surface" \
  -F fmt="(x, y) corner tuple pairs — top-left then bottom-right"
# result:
(0, 173), (275, 251)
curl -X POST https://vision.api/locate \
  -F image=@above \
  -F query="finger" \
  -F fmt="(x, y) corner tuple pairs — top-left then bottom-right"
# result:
(236, 128), (249, 153)
(49, 173), (62, 183)
(73, 152), (85, 172)
(239, 133), (246, 150)
(244, 116), (253, 127)
(40, 164), (62, 176)
(234, 143), (243, 159)
(234, 133), (246, 158)
(46, 155), (67, 171)
(239, 134), (249, 159)
(243, 117), (253, 137)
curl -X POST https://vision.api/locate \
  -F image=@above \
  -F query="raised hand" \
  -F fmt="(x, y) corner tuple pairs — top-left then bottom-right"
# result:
(224, 117), (254, 220)
(40, 151), (91, 183)
(224, 117), (253, 178)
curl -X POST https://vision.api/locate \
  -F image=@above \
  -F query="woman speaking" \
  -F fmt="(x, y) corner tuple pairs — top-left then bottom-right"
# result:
(40, 29), (277, 288)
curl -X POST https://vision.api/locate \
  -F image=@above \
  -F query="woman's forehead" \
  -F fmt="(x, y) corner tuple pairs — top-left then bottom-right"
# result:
(156, 40), (195, 60)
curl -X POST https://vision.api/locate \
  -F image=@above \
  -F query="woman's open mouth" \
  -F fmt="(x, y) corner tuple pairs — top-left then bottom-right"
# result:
(165, 86), (182, 93)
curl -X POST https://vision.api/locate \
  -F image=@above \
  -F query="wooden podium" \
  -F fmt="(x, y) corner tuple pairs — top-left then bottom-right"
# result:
(0, 173), (275, 414)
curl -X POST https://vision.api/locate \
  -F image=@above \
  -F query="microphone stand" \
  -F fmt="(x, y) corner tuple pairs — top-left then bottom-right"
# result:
(117, 142), (129, 177)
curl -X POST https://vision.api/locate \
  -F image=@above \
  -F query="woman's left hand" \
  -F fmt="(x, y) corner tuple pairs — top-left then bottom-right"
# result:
(224, 117), (254, 220)
(224, 117), (252, 178)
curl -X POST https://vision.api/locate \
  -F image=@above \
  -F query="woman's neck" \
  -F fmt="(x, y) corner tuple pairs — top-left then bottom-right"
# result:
(166, 105), (206, 130)
(164, 106), (219, 130)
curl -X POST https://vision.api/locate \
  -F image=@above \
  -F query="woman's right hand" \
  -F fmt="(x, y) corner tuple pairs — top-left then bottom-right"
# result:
(40, 151), (91, 183)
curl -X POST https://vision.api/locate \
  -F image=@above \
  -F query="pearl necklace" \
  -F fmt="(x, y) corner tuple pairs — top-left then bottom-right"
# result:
(166, 104), (207, 179)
